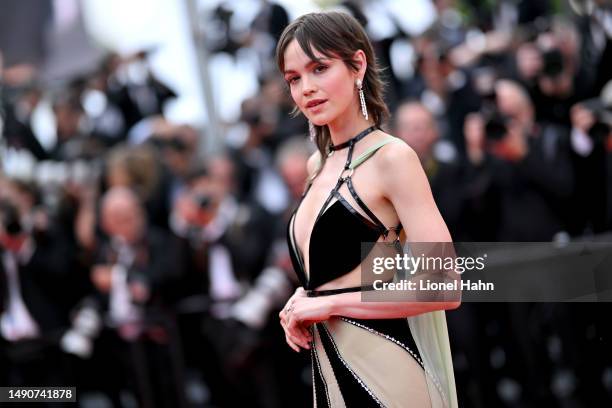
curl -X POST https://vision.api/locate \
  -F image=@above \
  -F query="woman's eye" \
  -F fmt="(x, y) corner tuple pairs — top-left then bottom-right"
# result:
(287, 76), (299, 85)
(314, 65), (328, 73)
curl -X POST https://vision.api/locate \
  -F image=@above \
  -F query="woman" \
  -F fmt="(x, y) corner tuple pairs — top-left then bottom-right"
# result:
(277, 12), (460, 408)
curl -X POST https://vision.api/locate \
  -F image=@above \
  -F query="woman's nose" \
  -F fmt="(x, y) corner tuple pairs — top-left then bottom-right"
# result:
(302, 76), (316, 96)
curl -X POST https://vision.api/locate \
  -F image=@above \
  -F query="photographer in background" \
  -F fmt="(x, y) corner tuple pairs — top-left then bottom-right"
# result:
(393, 101), (476, 239)
(104, 143), (171, 231)
(568, 83), (612, 234)
(49, 88), (106, 162)
(1, 83), (49, 161)
(229, 95), (289, 214)
(484, 79), (575, 241)
(86, 186), (183, 408)
(170, 155), (288, 407)
(105, 50), (177, 131)
(147, 123), (199, 210)
(0, 177), (79, 388)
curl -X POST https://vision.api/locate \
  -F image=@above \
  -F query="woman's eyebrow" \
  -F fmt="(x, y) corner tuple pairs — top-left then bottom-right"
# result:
(284, 58), (330, 74)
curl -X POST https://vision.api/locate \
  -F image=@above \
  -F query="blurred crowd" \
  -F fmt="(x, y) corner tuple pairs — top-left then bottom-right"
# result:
(1, 0), (612, 407)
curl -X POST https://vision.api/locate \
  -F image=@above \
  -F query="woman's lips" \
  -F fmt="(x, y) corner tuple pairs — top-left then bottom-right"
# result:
(306, 99), (327, 111)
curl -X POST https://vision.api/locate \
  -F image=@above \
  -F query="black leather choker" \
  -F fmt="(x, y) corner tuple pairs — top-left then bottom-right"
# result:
(329, 126), (377, 152)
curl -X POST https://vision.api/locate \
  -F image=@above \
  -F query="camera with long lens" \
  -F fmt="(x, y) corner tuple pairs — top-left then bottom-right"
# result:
(0, 199), (23, 237)
(178, 192), (216, 231)
(193, 193), (213, 210)
(541, 48), (565, 80)
(483, 110), (511, 142)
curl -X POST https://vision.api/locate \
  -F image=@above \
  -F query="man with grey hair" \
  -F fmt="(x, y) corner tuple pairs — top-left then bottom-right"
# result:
(90, 186), (182, 407)
(393, 101), (467, 238)
(395, 101), (442, 168)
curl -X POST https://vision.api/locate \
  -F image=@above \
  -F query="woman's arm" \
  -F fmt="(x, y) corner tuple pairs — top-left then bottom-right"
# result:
(286, 292), (459, 334)
(378, 139), (452, 244)
(328, 292), (460, 320)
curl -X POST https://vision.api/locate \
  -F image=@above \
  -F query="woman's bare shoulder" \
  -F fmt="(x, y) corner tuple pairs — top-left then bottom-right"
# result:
(369, 132), (430, 198)
(373, 132), (420, 170)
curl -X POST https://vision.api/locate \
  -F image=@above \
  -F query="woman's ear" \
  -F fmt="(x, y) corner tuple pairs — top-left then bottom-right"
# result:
(353, 49), (367, 81)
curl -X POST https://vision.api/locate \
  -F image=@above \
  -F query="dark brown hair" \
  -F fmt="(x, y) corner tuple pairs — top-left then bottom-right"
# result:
(275, 11), (389, 174)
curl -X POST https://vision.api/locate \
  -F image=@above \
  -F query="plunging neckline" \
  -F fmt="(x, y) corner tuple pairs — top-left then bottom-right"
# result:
(289, 181), (323, 283)
(289, 181), (383, 287)
(290, 126), (378, 282)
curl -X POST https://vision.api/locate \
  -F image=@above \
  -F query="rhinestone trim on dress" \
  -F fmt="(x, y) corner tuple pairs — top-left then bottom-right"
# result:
(311, 325), (332, 408)
(310, 349), (318, 407)
(320, 323), (387, 408)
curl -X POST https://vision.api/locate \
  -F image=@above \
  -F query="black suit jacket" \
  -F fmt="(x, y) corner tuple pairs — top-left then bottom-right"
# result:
(0, 233), (77, 335)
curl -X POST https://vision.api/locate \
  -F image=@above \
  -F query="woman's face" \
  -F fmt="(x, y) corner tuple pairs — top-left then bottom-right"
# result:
(282, 39), (358, 126)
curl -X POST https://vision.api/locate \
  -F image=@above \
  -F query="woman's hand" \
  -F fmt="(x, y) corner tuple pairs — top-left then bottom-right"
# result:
(280, 288), (335, 352)
(279, 287), (311, 352)
(279, 287), (323, 352)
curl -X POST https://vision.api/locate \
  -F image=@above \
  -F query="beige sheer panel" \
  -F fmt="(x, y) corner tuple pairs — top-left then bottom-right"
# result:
(312, 324), (347, 408)
(323, 318), (434, 408)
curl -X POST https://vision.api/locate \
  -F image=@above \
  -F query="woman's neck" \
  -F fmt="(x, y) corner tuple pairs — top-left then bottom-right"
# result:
(327, 104), (374, 146)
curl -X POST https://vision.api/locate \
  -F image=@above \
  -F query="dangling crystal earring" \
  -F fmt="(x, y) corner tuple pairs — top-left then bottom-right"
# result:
(356, 78), (368, 121)
(308, 120), (316, 142)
